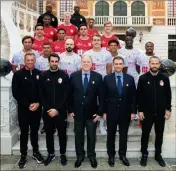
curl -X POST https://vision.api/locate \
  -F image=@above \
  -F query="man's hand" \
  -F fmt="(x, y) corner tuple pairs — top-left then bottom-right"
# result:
(47, 109), (58, 117)
(29, 103), (39, 111)
(70, 113), (75, 120)
(93, 114), (101, 123)
(102, 113), (106, 121)
(139, 112), (145, 121)
(131, 113), (136, 120)
(165, 110), (171, 120)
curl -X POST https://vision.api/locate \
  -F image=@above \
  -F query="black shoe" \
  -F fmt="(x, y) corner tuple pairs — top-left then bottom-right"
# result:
(60, 154), (67, 166)
(119, 156), (130, 166)
(108, 157), (115, 167)
(40, 126), (45, 134)
(32, 151), (44, 164)
(18, 154), (27, 169)
(44, 154), (55, 166)
(140, 154), (148, 166)
(155, 155), (166, 167)
(74, 158), (84, 168)
(89, 158), (97, 168)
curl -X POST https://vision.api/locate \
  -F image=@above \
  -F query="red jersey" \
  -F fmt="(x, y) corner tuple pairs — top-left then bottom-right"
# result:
(101, 35), (119, 50)
(43, 26), (57, 42)
(52, 41), (65, 54)
(74, 38), (93, 56)
(32, 37), (50, 54)
(87, 29), (99, 38)
(57, 24), (78, 40)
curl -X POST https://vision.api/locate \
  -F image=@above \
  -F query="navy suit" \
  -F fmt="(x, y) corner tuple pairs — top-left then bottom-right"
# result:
(103, 72), (137, 157)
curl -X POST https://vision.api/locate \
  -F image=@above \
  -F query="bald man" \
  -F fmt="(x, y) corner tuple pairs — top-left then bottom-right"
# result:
(59, 39), (81, 76)
(68, 55), (104, 168)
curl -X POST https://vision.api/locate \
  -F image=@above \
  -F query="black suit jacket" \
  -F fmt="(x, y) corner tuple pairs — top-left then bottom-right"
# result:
(103, 73), (137, 122)
(68, 70), (104, 120)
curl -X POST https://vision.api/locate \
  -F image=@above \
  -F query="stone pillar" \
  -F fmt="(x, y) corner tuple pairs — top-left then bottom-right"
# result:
(1, 73), (19, 155)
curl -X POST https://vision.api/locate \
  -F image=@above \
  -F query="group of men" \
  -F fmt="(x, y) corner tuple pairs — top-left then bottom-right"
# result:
(11, 3), (172, 170)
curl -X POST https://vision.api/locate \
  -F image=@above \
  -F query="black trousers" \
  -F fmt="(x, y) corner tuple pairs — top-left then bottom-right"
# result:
(18, 106), (41, 155)
(43, 111), (67, 155)
(74, 119), (97, 159)
(141, 114), (165, 155)
(107, 118), (130, 158)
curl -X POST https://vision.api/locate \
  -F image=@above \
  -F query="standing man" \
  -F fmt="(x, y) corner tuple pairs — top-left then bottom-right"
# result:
(70, 5), (87, 29)
(12, 53), (44, 168)
(59, 39), (81, 76)
(87, 18), (99, 38)
(37, 4), (58, 28)
(103, 57), (136, 167)
(68, 55), (104, 168)
(137, 56), (172, 167)
(40, 53), (70, 166)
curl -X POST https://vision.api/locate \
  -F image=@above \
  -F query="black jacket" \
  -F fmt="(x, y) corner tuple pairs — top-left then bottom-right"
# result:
(12, 68), (41, 107)
(70, 13), (87, 28)
(103, 73), (137, 122)
(137, 72), (172, 115)
(37, 12), (58, 28)
(40, 69), (70, 114)
(68, 70), (104, 120)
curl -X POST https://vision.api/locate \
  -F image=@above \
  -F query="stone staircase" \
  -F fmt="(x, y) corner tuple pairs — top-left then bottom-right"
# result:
(12, 118), (155, 158)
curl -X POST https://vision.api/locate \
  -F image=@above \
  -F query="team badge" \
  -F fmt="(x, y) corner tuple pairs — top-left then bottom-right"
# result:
(80, 18), (82, 21)
(92, 81), (95, 84)
(126, 84), (129, 87)
(147, 81), (150, 84)
(36, 75), (39, 80)
(70, 29), (73, 33)
(58, 78), (62, 84)
(160, 80), (164, 86)
(52, 18), (55, 21)
(88, 43), (91, 46)
(50, 31), (54, 35)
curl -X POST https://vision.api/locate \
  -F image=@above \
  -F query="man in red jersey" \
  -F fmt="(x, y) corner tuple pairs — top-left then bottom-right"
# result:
(52, 28), (66, 54)
(32, 23), (50, 55)
(87, 18), (99, 38)
(75, 24), (93, 57)
(43, 14), (57, 42)
(101, 21), (119, 50)
(57, 12), (78, 40)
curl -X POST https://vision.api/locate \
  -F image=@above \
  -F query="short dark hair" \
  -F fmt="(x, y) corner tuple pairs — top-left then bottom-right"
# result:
(48, 53), (60, 62)
(145, 41), (154, 46)
(57, 27), (66, 33)
(43, 13), (51, 19)
(79, 24), (87, 31)
(113, 56), (124, 64)
(108, 39), (119, 46)
(22, 35), (34, 44)
(43, 42), (52, 46)
(149, 56), (161, 63)
(35, 23), (44, 30)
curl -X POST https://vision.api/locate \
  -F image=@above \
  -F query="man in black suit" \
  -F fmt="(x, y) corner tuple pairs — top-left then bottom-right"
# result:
(68, 55), (104, 168)
(103, 57), (137, 167)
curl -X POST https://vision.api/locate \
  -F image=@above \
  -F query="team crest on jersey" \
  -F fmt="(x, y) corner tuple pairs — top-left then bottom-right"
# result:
(160, 80), (164, 86)
(88, 43), (91, 46)
(50, 31), (54, 35)
(80, 18), (82, 21)
(70, 29), (73, 33)
(58, 78), (62, 84)
(52, 18), (55, 21)
(36, 75), (39, 80)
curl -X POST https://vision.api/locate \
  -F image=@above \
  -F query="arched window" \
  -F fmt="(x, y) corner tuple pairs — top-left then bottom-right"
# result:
(95, 1), (109, 16)
(113, 1), (127, 16)
(131, 1), (145, 16)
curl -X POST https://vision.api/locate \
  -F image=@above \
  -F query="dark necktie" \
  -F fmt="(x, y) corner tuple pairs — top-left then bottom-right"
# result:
(84, 73), (88, 91)
(117, 76), (122, 96)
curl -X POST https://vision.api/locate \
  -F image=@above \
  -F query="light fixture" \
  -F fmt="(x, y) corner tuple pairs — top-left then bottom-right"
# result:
(139, 31), (143, 42)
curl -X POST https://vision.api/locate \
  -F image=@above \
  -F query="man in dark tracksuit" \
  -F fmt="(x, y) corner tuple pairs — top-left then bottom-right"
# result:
(40, 53), (70, 166)
(12, 52), (44, 169)
(137, 56), (172, 167)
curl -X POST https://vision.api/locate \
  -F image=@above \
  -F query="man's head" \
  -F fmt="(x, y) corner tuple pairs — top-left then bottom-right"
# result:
(104, 21), (113, 34)
(24, 53), (36, 70)
(43, 14), (51, 26)
(48, 53), (60, 71)
(22, 36), (34, 50)
(113, 57), (124, 73)
(108, 39), (119, 54)
(63, 12), (71, 23)
(149, 56), (161, 73)
(65, 39), (74, 52)
(125, 36), (133, 48)
(57, 28), (66, 41)
(88, 18), (95, 29)
(145, 42), (154, 55)
(74, 5), (80, 14)
(46, 4), (52, 13)
(43, 42), (52, 57)
(81, 55), (92, 72)
(35, 23), (44, 37)
(92, 34), (101, 48)
(79, 24), (88, 36)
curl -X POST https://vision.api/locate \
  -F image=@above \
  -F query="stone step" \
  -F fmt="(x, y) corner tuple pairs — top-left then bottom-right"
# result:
(12, 140), (155, 158)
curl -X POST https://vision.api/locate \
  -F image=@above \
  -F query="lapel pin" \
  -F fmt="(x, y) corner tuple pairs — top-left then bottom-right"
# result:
(126, 84), (129, 86)
(47, 78), (50, 81)
(36, 75), (39, 80)
(160, 80), (164, 86)
(58, 78), (62, 84)
(147, 81), (150, 84)
(92, 81), (95, 84)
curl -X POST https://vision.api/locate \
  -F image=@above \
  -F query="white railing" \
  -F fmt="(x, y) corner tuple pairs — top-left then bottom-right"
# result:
(168, 17), (176, 26)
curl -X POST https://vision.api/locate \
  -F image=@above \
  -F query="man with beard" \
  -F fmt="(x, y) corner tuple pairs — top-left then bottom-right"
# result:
(40, 53), (70, 166)
(59, 39), (81, 76)
(137, 56), (172, 167)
